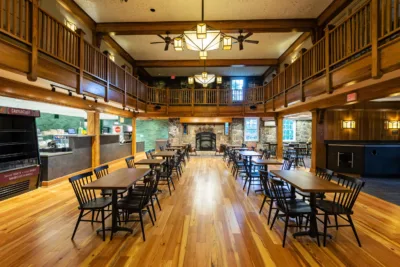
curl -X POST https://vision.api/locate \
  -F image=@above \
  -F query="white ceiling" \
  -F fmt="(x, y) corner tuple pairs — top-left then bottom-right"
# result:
(147, 66), (268, 77)
(371, 95), (400, 102)
(113, 32), (303, 60)
(75, 0), (332, 22)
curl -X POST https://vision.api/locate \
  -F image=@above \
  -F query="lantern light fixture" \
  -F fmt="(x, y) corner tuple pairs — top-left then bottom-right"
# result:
(174, 37), (184, 51)
(384, 120), (400, 129)
(196, 23), (207, 39)
(188, 76), (194, 85)
(341, 120), (356, 129)
(202, 71), (208, 79)
(217, 76), (222, 84)
(222, 36), (232, 50)
(199, 50), (207, 59)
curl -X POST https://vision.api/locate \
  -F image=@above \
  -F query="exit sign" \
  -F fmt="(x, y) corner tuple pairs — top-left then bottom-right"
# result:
(347, 92), (358, 102)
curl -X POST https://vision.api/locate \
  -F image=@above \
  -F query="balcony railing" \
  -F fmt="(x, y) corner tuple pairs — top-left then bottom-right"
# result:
(0, 0), (399, 111)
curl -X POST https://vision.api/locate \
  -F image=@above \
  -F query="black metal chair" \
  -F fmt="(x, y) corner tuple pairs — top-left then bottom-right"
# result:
(125, 156), (135, 168)
(117, 176), (155, 241)
(69, 171), (112, 241)
(159, 158), (175, 195)
(93, 165), (126, 198)
(316, 174), (365, 247)
(269, 178), (315, 247)
(259, 170), (292, 225)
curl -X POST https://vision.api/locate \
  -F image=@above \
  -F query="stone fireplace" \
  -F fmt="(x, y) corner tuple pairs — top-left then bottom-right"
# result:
(196, 132), (216, 151)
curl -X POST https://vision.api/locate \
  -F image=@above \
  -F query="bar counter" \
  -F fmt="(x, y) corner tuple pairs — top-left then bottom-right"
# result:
(100, 134), (132, 164)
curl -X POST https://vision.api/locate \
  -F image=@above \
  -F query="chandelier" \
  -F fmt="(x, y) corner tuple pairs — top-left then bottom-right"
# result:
(173, 0), (232, 59)
(188, 62), (222, 87)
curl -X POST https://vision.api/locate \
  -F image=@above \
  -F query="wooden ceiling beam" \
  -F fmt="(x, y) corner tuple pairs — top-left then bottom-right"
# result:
(329, 101), (400, 111)
(57, 0), (96, 30)
(102, 35), (135, 66)
(96, 19), (317, 35)
(262, 66), (277, 80)
(317, 0), (353, 27)
(136, 59), (278, 68)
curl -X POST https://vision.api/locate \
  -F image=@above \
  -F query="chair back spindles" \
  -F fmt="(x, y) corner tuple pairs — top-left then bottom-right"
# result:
(270, 178), (290, 212)
(69, 171), (97, 208)
(94, 165), (109, 179)
(332, 174), (365, 211)
(125, 156), (135, 168)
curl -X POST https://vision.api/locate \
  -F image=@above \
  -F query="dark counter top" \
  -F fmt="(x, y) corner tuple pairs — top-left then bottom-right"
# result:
(325, 140), (400, 145)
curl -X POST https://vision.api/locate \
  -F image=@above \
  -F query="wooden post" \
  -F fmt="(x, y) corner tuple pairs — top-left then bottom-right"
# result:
(87, 111), (100, 168)
(276, 115), (283, 160)
(76, 29), (85, 95)
(325, 25), (334, 94)
(27, 0), (38, 81)
(132, 117), (137, 156)
(300, 48), (307, 102)
(166, 87), (170, 115)
(283, 64), (288, 107)
(311, 109), (326, 172)
(371, 0), (380, 78)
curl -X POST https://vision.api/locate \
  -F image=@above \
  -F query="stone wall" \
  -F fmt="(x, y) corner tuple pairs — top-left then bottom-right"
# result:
(296, 120), (312, 142)
(168, 119), (230, 149)
(260, 125), (277, 143)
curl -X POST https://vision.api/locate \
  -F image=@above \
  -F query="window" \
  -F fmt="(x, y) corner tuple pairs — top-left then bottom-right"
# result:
(283, 119), (296, 142)
(244, 118), (259, 142)
(224, 122), (229, 135)
(231, 78), (244, 101)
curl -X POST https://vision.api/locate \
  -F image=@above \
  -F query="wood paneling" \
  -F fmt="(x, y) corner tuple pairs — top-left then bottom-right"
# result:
(324, 110), (400, 141)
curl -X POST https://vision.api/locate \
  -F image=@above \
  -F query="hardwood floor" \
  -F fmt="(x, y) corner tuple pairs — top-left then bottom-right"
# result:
(0, 156), (399, 266)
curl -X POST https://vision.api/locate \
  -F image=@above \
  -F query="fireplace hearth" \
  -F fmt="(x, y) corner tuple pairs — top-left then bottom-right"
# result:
(196, 132), (216, 151)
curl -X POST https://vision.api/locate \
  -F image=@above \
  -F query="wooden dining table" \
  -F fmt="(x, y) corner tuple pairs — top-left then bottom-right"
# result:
(252, 159), (283, 171)
(153, 151), (177, 165)
(135, 159), (166, 169)
(270, 170), (350, 242)
(82, 168), (151, 240)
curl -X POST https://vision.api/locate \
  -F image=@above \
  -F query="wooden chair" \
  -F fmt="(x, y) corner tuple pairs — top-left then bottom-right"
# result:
(94, 165), (126, 198)
(297, 168), (333, 200)
(259, 170), (292, 225)
(316, 174), (365, 247)
(159, 158), (175, 195)
(269, 179), (315, 247)
(69, 171), (112, 241)
(117, 176), (155, 241)
(159, 146), (165, 151)
(215, 144), (225, 156)
(242, 158), (261, 195)
(125, 156), (135, 168)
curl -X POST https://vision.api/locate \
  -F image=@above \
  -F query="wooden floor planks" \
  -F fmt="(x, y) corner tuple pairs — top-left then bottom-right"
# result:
(0, 156), (399, 266)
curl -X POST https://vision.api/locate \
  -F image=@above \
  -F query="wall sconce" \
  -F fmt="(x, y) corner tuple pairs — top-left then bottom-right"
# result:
(216, 76), (222, 84)
(384, 120), (400, 129)
(342, 120), (356, 129)
(65, 20), (77, 31)
(188, 76), (194, 85)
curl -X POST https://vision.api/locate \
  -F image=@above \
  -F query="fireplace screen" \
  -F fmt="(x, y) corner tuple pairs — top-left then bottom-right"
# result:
(196, 132), (216, 151)
(337, 152), (354, 168)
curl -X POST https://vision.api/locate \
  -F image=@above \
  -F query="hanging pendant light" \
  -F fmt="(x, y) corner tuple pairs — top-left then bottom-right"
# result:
(217, 76), (222, 84)
(188, 76), (194, 84)
(222, 36), (232, 50)
(196, 23), (207, 39)
(199, 51), (207, 59)
(202, 71), (208, 78)
(202, 83), (208, 88)
(174, 37), (184, 51)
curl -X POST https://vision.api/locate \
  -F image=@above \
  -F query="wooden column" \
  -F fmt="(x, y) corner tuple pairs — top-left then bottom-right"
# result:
(311, 109), (326, 172)
(276, 115), (283, 160)
(87, 111), (100, 168)
(76, 29), (86, 95)
(27, 0), (38, 81)
(132, 117), (137, 156)
(371, 0), (380, 78)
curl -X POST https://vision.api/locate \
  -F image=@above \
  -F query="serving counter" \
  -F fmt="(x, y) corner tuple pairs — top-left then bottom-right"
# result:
(100, 135), (132, 164)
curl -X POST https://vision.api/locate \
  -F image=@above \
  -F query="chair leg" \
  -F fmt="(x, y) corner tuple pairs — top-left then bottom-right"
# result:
(243, 176), (248, 190)
(170, 177), (175, 190)
(267, 198), (274, 225)
(155, 194), (162, 210)
(167, 180), (172, 196)
(91, 210), (95, 224)
(282, 214), (290, 248)
(347, 215), (362, 247)
(71, 210), (84, 240)
(270, 210), (279, 230)
(150, 197), (156, 221)
(139, 212), (146, 241)
(247, 176), (252, 195)
(259, 196), (267, 214)
(323, 214), (328, 247)
(147, 206), (155, 226)
(334, 215), (339, 230)
(101, 209), (106, 241)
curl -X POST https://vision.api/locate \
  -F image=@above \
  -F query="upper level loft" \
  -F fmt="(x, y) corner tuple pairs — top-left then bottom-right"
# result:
(1, 0), (400, 117)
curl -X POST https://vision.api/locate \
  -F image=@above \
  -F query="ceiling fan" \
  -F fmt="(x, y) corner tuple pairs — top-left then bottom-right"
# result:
(150, 31), (174, 51)
(232, 30), (259, 50)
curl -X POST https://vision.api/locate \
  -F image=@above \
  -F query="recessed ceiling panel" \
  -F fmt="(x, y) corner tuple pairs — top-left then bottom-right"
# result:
(75, 0), (333, 23)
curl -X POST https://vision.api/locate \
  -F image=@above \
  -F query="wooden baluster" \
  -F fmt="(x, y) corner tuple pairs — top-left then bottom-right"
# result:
(57, 23), (63, 58)
(271, 74), (276, 111)
(386, 0), (391, 33)
(283, 64), (288, 107)
(27, 0), (38, 81)
(135, 79), (138, 111)
(166, 87), (169, 115)
(325, 25), (334, 94)
(395, 0), (399, 29)
(6, 0), (10, 32)
(300, 48), (306, 102)
(371, 0), (380, 78)
(25, 0), (29, 41)
(0, 0), (3, 30)
(191, 86), (194, 116)
(76, 29), (85, 95)
(19, 0), (23, 38)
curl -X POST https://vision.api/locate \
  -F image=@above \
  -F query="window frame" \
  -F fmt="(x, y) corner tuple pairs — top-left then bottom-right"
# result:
(244, 117), (259, 142)
(231, 77), (245, 102)
(283, 119), (296, 142)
